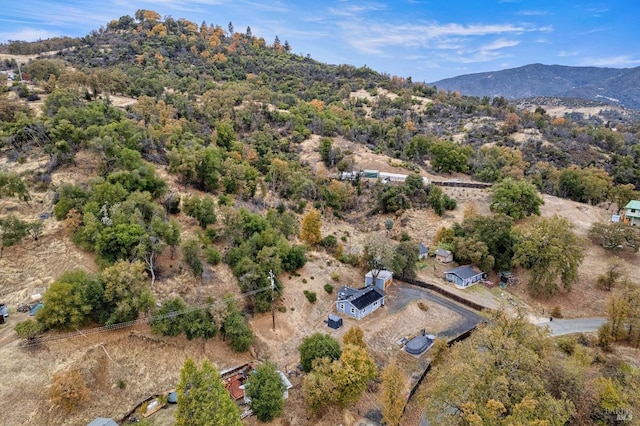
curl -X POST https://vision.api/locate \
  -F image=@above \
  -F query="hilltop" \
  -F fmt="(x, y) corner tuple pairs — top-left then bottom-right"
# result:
(432, 63), (640, 110)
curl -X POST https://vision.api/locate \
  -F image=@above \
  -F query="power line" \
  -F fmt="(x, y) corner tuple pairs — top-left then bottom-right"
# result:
(24, 285), (272, 347)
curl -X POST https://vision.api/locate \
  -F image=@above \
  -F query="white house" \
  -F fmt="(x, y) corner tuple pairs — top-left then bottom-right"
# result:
(336, 286), (386, 320)
(624, 200), (640, 226)
(444, 265), (486, 289)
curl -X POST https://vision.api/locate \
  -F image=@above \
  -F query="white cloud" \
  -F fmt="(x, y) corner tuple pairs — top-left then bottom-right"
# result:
(580, 55), (640, 67)
(516, 10), (548, 16)
(477, 38), (520, 51)
(557, 50), (579, 57)
(344, 21), (549, 55)
(0, 28), (59, 43)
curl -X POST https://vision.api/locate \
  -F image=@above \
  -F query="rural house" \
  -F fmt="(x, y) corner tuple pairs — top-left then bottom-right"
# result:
(623, 200), (640, 226)
(435, 248), (453, 264)
(336, 286), (386, 320)
(418, 243), (429, 260)
(444, 265), (486, 289)
(365, 269), (393, 290)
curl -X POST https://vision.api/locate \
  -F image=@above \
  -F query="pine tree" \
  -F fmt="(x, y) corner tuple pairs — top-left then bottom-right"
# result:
(175, 359), (241, 426)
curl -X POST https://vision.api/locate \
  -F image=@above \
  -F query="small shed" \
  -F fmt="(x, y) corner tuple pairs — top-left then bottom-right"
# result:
(327, 314), (343, 330)
(365, 269), (393, 290)
(418, 243), (429, 260)
(445, 265), (486, 289)
(435, 248), (453, 264)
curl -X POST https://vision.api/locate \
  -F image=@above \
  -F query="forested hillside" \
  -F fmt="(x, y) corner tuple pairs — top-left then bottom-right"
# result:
(1, 9), (639, 426)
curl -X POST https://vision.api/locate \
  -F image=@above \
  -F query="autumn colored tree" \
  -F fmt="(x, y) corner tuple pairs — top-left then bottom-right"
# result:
(49, 369), (90, 413)
(381, 361), (406, 426)
(300, 208), (322, 246)
(343, 326), (366, 348)
(175, 358), (241, 426)
(424, 311), (575, 425)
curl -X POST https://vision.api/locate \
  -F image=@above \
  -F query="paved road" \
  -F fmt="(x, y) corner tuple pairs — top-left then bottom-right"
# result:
(536, 318), (607, 336)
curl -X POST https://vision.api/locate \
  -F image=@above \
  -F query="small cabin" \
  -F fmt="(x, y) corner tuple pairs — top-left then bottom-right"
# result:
(365, 269), (393, 290)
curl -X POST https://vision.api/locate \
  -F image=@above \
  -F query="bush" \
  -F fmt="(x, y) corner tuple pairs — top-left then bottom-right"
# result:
(550, 305), (563, 318)
(205, 247), (222, 265)
(320, 235), (338, 249)
(330, 272), (340, 282)
(324, 284), (334, 294)
(556, 336), (577, 355)
(49, 369), (90, 413)
(303, 290), (317, 303)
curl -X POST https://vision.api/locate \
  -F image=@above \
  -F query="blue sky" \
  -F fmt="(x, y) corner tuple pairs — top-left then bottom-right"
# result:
(1, 0), (638, 82)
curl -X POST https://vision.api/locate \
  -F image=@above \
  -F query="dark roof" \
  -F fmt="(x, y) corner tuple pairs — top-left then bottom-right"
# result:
(418, 243), (429, 254)
(349, 287), (386, 310)
(445, 265), (483, 279)
(337, 286), (359, 300)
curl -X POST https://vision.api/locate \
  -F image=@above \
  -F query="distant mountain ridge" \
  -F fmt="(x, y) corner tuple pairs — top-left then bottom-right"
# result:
(431, 63), (640, 109)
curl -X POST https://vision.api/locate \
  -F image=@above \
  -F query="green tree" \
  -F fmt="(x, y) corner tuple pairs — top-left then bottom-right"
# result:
(0, 171), (31, 204)
(300, 208), (322, 246)
(101, 260), (154, 325)
(183, 308), (217, 351)
(0, 214), (30, 247)
(245, 361), (286, 422)
(150, 297), (187, 336)
(597, 262), (625, 291)
(182, 238), (203, 279)
(299, 332), (341, 372)
(513, 215), (585, 298)
(381, 361), (406, 426)
(490, 178), (543, 219)
(589, 221), (640, 253)
(391, 240), (420, 281)
(429, 140), (471, 173)
(223, 309), (253, 352)
(183, 195), (216, 229)
(175, 358), (242, 426)
(37, 269), (103, 330)
(14, 319), (43, 340)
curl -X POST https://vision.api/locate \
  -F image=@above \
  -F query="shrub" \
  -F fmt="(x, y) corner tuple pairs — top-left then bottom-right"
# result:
(49, 369), (90, 413)
(330, 272), (340, 282)
(417, 301), (429, 312)
(320, 235), (338, 249)
(303, 290), (317, 303)
(205, 247), (222, 265)
(550, 305), (563, 318)
(324, 284), (334, 294)
(556, 336), (577, 355)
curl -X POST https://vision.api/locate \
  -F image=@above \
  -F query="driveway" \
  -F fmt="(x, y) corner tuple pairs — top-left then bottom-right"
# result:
(536, 318), (607, 336)
(388, 283), (487, 338)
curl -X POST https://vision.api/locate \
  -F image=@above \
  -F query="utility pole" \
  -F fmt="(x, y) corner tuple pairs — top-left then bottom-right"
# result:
(269, 270), (276, 331)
